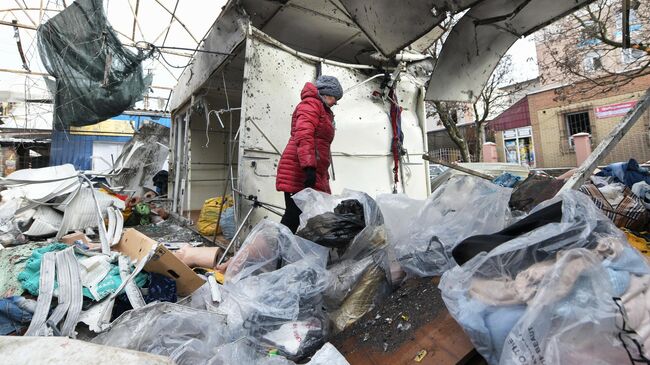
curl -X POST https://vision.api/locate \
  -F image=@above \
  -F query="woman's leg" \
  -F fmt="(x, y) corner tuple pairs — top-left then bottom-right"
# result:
(280, 192), (302, 233)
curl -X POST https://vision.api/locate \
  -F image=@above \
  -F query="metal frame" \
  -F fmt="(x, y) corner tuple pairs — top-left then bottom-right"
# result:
(0, 0), (206, 109)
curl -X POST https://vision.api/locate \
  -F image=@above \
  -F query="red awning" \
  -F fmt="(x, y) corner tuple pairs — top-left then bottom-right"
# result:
(490, 96), (530, 131)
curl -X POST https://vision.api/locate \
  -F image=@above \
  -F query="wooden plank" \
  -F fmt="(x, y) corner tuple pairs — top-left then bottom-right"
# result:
(559, 88), (650, 193)
(331, 277), (477, 365)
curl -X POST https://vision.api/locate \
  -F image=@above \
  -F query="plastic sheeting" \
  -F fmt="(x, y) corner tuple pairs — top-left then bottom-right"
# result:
(440, 191), (650, 364)
(92, 302), (231, 364)
(293, 189), (391, 333)
(220, 220), (331, 360)
(397, 175), (512, 277)
(223, 220), (329, 284)
(376, 193), (425, 260)
(293, 188), (384, 231)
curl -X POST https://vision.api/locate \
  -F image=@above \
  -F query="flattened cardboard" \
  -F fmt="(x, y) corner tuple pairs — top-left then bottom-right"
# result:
(114, 228), (205, 296)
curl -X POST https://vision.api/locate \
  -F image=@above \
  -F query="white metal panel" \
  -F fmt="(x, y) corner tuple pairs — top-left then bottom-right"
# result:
(338, 0), (477, 56)
(426, 0), (595, 102)
(238, 30), (429, 228)
(92, 141), (125, 172)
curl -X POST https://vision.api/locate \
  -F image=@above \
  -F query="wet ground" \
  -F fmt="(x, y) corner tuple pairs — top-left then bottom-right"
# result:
(331, 277), (445, 352)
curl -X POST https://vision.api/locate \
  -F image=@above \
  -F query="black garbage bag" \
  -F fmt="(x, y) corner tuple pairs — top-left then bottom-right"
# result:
(296, 199), (366, 249)
(509, 173), (564, 213)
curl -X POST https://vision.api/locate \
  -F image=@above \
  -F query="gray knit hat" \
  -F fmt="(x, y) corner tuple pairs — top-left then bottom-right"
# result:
(315, 75), (343, 100)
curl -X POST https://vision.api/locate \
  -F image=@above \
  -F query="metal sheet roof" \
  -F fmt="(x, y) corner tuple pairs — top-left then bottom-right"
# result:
(490, 96), (530, 131)
(337, 0), (476, 57)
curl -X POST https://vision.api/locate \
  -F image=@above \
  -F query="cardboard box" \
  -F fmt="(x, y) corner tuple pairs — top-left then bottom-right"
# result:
(114, 228), (205, 296)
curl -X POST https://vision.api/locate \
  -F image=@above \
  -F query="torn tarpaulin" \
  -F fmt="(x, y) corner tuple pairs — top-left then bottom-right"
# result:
(37, 0), (152, 128)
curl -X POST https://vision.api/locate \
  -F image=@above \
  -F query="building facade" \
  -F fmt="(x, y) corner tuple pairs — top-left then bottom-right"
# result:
(491, 2), (650, 168)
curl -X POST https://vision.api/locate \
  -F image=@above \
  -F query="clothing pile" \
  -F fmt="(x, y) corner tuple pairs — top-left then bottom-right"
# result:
(440, 191), (650, 364)
(579, 159), (650, 231)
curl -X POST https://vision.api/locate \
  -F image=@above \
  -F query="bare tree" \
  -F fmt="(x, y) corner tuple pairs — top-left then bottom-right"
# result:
(426, 53), (520, 162)
(472, 55), (521, 161)
(427, 100), (472, 162)
(423, 13), (527, 162)
(537, 0), (650, 100)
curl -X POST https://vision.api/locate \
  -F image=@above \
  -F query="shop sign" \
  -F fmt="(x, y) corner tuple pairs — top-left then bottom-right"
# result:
(595, 101), (637, 119)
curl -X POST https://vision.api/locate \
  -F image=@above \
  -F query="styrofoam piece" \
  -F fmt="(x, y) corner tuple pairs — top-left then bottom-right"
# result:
(79, 255), (112, 300)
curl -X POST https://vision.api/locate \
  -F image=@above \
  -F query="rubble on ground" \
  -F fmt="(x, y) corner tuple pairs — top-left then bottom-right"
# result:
(1, 159), (650, 364)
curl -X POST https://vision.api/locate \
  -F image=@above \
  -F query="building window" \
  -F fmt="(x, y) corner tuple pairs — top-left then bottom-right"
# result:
(622, 47), (646, 64)
(583, 51), (603, 72)
(578, 20), (601, 48)
(565, 111), (592, 147)
(617, 8), (641, 33)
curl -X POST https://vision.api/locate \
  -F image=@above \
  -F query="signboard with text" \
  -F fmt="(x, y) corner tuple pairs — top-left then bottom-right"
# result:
(595, 101), (637, 119)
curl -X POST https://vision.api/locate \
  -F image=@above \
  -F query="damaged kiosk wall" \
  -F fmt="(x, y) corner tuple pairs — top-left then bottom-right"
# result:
(169, 24), (430, 239)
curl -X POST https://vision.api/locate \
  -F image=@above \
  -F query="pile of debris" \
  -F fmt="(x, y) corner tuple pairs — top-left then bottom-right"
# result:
(2, 158), (650, 364)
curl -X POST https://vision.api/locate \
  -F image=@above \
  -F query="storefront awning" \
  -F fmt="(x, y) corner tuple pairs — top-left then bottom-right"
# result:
(490, 96), (531, 132)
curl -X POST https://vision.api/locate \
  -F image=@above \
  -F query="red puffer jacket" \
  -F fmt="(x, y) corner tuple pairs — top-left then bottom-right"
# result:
(276, 82), (335, 194)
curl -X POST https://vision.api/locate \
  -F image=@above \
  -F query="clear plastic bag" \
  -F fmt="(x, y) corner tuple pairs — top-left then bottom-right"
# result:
(324, 257), (375, 310)
(208, 339), (294, 364)
(293, 188), (383, 231)
(399, 175), (512, 277)
(329, 251), (392, 333)
(224, 220), (329, 284)
(219, 258), (329, 360)
(92, 302), (231, 365)
(439, 191), (650, 364)
(292, 189), (391, 333)
(376, 193), (425, 261)
(219, 221), (331, 361)
(499, 249), (633, 365)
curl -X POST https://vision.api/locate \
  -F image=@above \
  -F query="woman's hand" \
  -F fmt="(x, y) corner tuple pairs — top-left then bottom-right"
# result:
(304, 167), (316, 188)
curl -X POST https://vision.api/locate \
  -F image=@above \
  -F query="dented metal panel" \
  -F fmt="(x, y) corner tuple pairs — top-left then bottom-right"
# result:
(237, 29), (429, 228)
(168, 5), (247, 111)
(338, 0), (477, 57)
(426, 0), (595, 102)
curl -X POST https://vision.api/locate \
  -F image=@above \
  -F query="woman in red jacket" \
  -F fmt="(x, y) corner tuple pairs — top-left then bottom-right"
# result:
(276, 75), (343, 233)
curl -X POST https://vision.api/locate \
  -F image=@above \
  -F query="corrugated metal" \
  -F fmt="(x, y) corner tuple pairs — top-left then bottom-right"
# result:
(49, 130), (130, 170)
(490, 97), (531, 132)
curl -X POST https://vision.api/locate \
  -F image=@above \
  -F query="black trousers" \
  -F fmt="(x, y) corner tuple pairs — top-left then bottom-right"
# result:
(280, 192), (302, 233)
